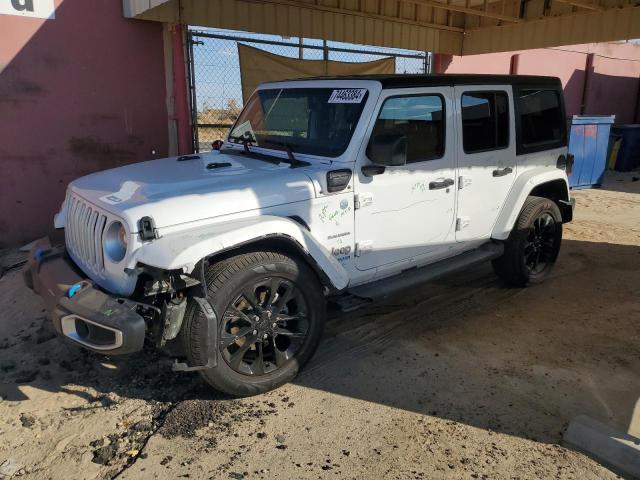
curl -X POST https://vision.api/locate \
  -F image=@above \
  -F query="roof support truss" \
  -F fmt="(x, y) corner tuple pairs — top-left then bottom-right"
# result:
(402, 0), (521, 22)
(553, 0), (603, 10)
(124, 0), (640, 55)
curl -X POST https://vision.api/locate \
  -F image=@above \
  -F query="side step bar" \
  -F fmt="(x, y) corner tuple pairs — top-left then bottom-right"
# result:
(347, 242), (504, 302)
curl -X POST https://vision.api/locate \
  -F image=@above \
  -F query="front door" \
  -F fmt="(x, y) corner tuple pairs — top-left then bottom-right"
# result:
(353, 87), (458, 273)
(454, 86), (516, 241)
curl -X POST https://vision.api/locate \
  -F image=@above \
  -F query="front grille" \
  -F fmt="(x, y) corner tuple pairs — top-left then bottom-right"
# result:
(65, 192), (108, 274)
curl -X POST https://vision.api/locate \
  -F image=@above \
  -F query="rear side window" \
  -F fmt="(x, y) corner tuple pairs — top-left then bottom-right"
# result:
(371, 94), (444, 163)
(517, 89), (564, 149)
(461, 91), (509, 153)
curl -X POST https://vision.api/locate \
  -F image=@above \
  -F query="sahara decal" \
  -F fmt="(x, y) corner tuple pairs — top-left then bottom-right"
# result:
(327, 232), (351, 241)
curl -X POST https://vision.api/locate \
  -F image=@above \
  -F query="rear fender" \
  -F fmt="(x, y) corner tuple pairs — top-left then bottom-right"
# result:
(492, 168), (570, 240)
(134, 216), (349, 291)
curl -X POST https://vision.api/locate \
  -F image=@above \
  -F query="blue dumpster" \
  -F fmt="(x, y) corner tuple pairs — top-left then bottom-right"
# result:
(568, 116), (615, 188)
(611, 124), (640, 172)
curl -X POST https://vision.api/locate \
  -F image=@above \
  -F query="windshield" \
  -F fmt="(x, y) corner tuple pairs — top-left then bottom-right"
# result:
(228, 88), (369, 158)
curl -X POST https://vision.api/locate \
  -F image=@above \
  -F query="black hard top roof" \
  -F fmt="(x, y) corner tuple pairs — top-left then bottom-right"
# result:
(268, 74), (562, 88)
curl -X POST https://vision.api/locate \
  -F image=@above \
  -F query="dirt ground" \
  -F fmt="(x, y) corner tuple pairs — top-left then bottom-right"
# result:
(0, 171), (638, 480)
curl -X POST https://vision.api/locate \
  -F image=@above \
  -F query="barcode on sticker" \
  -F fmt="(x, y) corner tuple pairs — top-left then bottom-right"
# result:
(328, 89), (367, 104)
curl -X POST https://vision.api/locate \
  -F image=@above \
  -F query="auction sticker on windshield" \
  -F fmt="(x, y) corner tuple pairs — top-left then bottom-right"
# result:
(328, 89), (367, 103)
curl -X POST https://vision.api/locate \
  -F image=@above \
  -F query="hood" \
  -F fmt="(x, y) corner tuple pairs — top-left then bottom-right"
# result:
(69, 151), (317, 230)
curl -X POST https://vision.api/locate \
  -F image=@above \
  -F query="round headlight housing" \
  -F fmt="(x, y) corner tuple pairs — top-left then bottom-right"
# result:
(104, 221), (128, 263)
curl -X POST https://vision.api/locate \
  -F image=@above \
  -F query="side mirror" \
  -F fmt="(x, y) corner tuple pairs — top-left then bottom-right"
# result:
(366, 133), (407, 167)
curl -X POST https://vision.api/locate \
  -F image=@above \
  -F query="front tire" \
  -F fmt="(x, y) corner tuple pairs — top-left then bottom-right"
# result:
(181, 250), (325, 397)
(492, 196), (563, 287)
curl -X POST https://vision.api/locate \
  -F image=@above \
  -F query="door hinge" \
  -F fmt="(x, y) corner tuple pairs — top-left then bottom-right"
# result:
(456, 217), (470, 231)
(458, 176), (472, 189)
(354, 193), (373, 210)
(354, 241), (373, 257)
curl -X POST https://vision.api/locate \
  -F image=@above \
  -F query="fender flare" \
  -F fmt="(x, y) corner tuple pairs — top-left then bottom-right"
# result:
(492, 168), (570, 240)
(133, 215), (349, 291)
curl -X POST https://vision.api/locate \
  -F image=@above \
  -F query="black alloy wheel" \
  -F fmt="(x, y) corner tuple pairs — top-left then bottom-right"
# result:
(181, 250), (325, 396)
(219, 277), (310, 376)
(492, 196), (563, 287)
(523, 212), (558, 275)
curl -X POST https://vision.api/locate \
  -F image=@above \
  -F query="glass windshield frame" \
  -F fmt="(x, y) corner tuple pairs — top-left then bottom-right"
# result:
(227, 87), (370, 158)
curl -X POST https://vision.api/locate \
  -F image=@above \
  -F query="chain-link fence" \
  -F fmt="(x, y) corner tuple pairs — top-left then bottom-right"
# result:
(187, 28), (431, 152)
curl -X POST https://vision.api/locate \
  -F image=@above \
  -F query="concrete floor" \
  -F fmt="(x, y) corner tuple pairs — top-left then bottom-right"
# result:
(0, 171), (638, 479)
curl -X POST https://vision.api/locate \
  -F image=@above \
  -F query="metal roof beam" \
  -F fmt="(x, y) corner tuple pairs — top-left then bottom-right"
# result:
(463, 4), (640, 54)
(250, 0), (465, 32)
(402, 0), (522, 22)
(553, 0), (603, 10)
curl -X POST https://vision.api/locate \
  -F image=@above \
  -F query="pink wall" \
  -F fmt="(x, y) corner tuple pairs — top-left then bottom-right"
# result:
(515, 49), (588, 117)
(0, 0), (168, 247)
(586, 53), (640, 125)
(440, 43), (640, 123)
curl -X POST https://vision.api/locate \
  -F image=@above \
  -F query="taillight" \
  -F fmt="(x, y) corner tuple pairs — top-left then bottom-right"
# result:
(566, 153), (574, 175)
(557, 154), (574, 175)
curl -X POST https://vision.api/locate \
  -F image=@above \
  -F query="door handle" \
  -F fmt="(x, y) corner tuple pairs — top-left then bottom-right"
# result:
(492, 167), (513, 177)
(429, 178), (454, 190)
(361, 165), (386, 177)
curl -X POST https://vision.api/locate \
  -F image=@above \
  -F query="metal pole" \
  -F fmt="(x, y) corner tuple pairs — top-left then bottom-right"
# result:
(186, 32), (201, 153)
(580, 53), (594, 115)
(173, 25), (194, 155)
(299, 37), (304, 59)
(322, 39), (328, 75)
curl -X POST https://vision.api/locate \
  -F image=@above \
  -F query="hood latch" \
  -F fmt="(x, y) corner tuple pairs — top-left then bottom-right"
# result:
(138, 216), (159, 241)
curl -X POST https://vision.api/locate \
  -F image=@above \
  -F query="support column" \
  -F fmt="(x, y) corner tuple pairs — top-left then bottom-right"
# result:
(580, 53), (595, 116)
(510, 54), (520, 74)
(432, 53), (453, 73)
(171, 24), (192, 155)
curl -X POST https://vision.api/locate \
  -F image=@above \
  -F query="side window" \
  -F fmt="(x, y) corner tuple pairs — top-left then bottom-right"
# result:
(371, 95), (444, 163)
(461, 91), (509, 153)
(517, 89), (564, 148)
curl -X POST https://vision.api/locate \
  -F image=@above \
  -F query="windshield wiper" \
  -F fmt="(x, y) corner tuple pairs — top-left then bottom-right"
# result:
(225, 133), (280, 166)
(228, 132), (255, 154)
(226, 133), (309, 168)
(262, 139), (310, 168)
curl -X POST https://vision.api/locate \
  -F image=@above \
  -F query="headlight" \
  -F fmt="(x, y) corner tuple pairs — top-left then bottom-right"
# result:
(104, 221), (128, 262)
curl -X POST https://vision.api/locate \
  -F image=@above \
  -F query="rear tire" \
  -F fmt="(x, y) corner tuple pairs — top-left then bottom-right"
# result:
(492, 196), (563, 287)
(181, 250), (325, 397)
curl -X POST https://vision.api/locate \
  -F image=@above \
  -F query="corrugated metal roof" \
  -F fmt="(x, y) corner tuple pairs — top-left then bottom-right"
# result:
(464, 5), (640, 54)
(123, 0), (640, 55)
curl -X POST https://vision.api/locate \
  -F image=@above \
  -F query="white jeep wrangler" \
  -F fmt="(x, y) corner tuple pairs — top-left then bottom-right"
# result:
(25, 74), (574, 396)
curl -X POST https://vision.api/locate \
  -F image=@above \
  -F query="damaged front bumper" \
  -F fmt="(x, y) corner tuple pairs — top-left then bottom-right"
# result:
(23, 238), (146, 355)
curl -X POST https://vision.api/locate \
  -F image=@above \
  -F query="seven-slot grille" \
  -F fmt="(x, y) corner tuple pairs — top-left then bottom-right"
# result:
(65, 192), (108, 274)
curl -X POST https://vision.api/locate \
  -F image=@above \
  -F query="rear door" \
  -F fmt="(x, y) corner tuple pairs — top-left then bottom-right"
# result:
(454, 85), (516, 241)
